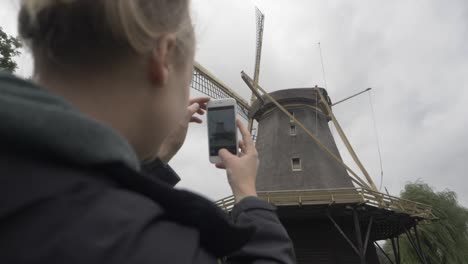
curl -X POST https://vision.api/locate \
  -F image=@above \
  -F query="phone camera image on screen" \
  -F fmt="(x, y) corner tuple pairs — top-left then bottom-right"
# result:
(208, 106), (237, 156)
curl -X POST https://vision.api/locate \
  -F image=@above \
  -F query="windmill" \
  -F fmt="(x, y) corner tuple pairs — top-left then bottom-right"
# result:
(192, 7), (435, 264)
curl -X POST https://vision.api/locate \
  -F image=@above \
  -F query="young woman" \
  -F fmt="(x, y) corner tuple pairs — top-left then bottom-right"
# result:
(0, 0), (294, 263)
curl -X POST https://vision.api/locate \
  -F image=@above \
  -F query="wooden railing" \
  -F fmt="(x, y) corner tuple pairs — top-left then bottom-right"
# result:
(215, 188), (435, 220)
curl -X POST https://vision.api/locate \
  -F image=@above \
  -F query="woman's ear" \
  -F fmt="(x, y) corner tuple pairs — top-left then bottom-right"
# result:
(148, 33), (177, 87)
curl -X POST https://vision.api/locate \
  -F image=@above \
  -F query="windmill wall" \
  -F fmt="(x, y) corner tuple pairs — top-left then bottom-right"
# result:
(251, 88), (354, 191)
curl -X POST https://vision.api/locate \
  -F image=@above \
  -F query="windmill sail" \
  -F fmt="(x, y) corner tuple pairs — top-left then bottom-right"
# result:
(251, 7), (265, 104)
(247, 7), (265, 132)
(192, 62), (250, 119)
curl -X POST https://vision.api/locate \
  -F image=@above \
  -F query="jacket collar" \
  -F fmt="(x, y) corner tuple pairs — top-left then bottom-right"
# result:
(100, 162), (255, 257)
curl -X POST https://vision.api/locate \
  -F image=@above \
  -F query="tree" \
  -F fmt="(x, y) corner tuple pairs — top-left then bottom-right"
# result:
(0, 27), (22, 73)
(382, 182), (468, 263)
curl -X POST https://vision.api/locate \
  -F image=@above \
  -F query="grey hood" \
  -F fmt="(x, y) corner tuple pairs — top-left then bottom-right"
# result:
(0, 72), (140, 171)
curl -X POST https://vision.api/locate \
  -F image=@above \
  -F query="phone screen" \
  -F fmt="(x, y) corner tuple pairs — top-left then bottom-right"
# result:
(208, 106), (237, 156)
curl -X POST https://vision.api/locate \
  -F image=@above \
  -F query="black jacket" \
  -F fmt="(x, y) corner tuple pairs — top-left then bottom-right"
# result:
(0, 73), (295, 263)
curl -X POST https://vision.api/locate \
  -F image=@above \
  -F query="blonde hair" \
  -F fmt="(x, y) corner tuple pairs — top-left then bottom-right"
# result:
(19, 0), (194, 67)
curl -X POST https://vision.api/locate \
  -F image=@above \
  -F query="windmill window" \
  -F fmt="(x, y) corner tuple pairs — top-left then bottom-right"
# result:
(289, 111), (295, 123)
(290, 125), (297, 136)
(291, 158), (302, 171)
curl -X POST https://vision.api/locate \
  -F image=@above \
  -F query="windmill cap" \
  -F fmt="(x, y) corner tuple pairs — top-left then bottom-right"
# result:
(249, 87), (331, 120)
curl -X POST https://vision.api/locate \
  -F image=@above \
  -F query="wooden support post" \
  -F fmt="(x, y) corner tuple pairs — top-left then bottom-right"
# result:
(396, 237), (401, 263)
(327, 211), (360, 255)
(414, 225), (428, 264)
(390, 237), (401, 264)
(316, 88), (379, 192)
(405, 228), (427, 264)
(363, 216), (374, 257)
(353, 210), (366, 264)
(375, 242), (395, 264)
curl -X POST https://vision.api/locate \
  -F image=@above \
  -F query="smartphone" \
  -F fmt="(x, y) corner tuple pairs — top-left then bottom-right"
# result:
(207, 98), (238, 164)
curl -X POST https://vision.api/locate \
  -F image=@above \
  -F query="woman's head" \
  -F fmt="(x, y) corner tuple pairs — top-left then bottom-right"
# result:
(18, 0), (196, 160)
(19, 0), (195, 67)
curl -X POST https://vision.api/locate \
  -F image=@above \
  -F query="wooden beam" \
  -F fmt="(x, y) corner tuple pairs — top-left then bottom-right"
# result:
(316, 89), (379, 192)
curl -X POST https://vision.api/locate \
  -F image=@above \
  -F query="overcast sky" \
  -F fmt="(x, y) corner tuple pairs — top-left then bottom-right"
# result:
(1, 0), (467, 207)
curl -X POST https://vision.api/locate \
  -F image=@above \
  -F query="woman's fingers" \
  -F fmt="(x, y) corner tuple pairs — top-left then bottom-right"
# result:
(215, 163), (226, 169)
(186, 102), (208, 124)
(187, 102), (200, 115)
(189, 97), (210, 109)
(186, 98), (209, 122)
(236, 119), (254, 154)
(218, 148), (235, 163)
(196, 108), (205, 115)
(190, 116), (203, 123)
(239, 140), (245, 153)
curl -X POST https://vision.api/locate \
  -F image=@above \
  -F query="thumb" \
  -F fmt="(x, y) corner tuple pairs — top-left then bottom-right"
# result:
(218, 148), (234, 164)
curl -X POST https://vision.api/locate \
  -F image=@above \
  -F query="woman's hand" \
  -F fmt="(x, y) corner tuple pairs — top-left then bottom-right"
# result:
(158, 97), (210, 164)
(216, 119), (259, 203)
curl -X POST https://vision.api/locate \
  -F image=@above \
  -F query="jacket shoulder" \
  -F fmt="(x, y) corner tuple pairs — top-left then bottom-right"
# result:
(59, 187), (211, 263)
(0, 154), (217, 263)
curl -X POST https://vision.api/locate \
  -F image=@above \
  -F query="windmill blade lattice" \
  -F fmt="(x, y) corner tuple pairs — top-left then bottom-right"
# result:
(250, 7), (265, 104)
(254, 7), (265, 77)
(191, 62), (250, 119)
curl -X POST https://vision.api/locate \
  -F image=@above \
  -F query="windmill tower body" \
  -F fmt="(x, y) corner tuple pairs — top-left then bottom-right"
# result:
(252, 88), (353, 191)
(250, 88), (380, 264)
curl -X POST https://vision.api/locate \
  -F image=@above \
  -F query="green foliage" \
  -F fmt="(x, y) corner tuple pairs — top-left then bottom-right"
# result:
(382, 182), (468, 264)
(0, 27), (22, 73)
